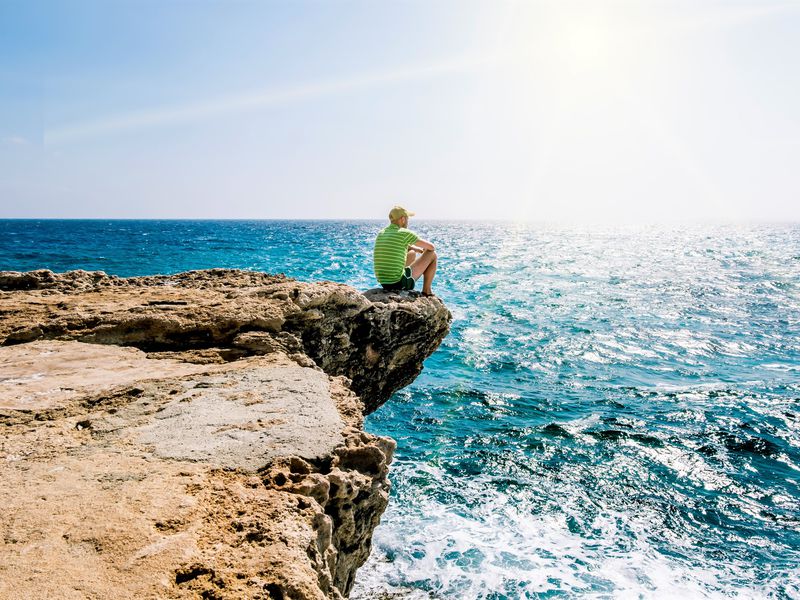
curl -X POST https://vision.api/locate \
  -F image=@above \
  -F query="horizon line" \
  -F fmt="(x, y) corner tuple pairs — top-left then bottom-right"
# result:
(1, 217), (799, 225)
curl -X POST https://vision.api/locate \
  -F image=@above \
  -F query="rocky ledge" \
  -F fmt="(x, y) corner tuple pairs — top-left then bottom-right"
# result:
(0, 269), (451, 599)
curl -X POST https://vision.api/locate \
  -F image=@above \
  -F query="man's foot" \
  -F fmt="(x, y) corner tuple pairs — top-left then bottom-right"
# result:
(421, 291), (436, 297)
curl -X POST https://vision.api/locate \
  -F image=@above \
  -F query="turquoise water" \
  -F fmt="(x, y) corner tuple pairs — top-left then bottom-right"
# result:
(1, 220), (799, 598)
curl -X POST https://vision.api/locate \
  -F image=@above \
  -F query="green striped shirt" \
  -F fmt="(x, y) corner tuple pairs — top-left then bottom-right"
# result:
(373, 223), (419, 284)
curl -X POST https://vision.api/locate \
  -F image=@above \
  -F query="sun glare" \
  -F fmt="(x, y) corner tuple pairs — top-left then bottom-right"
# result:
(557, 18), (615, 70)
(503, 4), (637, 93)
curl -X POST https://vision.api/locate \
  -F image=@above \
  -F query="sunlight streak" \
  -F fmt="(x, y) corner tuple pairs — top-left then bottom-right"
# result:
(46, 56), (495, 144)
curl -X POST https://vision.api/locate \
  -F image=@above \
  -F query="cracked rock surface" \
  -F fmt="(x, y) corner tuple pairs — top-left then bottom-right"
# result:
(0, 269), (451, 599)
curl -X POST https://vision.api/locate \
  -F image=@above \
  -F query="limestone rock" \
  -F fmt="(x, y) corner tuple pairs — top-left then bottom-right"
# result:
(0, 269), (451, 599)
(0, 269), (451, 413)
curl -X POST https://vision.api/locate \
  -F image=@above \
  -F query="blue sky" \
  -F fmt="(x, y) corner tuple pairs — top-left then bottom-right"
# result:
(1, 0), (798, 221)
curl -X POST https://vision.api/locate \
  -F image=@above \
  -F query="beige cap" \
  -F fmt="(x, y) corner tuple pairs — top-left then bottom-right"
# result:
(389, 205), (415, 220)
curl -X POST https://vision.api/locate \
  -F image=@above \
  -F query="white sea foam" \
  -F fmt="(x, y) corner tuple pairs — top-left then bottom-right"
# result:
(352, 463), (774, 599)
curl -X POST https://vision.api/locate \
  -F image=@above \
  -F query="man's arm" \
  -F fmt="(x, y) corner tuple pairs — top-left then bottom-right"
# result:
(412, 239), (435, 252)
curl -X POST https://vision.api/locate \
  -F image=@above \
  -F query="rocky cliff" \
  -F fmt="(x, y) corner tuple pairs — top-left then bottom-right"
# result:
(0, 269), (451, 599)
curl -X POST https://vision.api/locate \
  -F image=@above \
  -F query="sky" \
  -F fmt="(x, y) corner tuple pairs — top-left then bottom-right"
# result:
(0, 0), (799, 222)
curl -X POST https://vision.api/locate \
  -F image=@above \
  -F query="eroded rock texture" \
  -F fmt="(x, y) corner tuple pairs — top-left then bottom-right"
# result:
(0, 270), (451, 599)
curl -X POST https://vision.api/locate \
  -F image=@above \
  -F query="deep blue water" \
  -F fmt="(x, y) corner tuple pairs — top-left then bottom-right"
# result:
(1, 219), (799, 598)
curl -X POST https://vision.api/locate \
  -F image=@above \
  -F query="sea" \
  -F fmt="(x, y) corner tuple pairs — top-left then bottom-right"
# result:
(1, 219), (798, 599)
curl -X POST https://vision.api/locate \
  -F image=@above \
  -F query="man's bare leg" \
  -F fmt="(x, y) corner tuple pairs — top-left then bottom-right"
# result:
(421, 253), (438, 295)
(410, 249), (437, 295)
(406, 249), (418, 267)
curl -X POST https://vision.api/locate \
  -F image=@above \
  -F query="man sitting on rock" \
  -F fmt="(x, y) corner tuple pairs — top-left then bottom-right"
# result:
(373, 206), (438, 296)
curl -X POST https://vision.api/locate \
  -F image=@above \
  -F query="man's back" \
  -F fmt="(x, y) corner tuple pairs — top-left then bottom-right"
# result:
(373, 223), (418, 284)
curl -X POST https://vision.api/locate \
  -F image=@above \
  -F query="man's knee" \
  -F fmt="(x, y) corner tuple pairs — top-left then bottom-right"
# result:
(425, 252), (438, 271)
